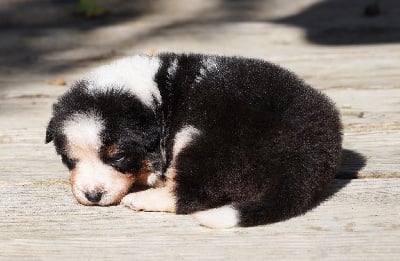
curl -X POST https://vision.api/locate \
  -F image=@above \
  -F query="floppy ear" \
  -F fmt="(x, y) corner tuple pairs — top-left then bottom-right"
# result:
(45, 118), (56, 144)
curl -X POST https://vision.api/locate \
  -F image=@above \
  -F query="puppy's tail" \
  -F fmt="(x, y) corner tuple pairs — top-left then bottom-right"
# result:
(192, 199), (306, 228)
(191, 202), (272, 228)
(192, 205), (240, 229)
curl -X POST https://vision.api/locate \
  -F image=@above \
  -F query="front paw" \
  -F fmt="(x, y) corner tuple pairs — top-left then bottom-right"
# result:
(121, 193), (144, 211)
(120, 188), (176, 213)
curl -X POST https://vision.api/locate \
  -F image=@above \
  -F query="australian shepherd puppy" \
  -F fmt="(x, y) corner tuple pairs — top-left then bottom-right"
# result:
(46, 53), (342, 228)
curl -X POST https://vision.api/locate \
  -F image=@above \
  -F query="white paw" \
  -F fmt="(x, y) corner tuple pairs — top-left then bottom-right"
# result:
(120, 188), (176, 213)
(120, 193), (145, 211)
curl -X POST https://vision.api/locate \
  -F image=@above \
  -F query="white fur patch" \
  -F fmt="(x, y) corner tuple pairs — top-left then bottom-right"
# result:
(64, 111), (136, 206)
(146, 171), (164, 187)
(203, 56), (219, 72)
(63, 111), (104, 153)
(70, 155), (135, 206)
(167, 58), (178, 79)
(172, 125), (201, 160)
(192, 205), (239, 229)
(84, 55), (162, 108)
(63, 112), (136, 206)
(195, 57), (219, 83)
(72, 160), (128, 204)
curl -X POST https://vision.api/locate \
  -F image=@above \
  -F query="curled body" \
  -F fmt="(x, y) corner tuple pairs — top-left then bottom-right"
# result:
(46, 53), (342, 228)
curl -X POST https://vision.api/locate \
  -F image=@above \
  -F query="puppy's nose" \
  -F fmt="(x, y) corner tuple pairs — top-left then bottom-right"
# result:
(84, 190), (103, 202)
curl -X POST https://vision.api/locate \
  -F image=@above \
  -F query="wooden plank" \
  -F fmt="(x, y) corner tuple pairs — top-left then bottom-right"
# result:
(0, 1), (399, 260)
(0, 141), (395, 183)
(340, 132), (400, 178)
(0, 179), (398, 260)
(1, 87), (399, 179)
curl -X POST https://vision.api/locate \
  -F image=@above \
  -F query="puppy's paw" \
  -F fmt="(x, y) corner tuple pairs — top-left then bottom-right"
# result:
(121, 193), (145, 211)
(120, 188), (176, 213)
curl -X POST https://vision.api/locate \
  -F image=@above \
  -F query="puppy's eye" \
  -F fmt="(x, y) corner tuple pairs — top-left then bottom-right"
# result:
(114, 156), (126, 163)
(110, 154), (126, 166)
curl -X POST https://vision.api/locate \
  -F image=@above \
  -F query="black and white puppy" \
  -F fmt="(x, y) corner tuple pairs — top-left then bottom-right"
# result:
(46, 53), (342, 228)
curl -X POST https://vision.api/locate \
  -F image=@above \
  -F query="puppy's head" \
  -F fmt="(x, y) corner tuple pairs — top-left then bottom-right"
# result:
(46, 82), (163, 206)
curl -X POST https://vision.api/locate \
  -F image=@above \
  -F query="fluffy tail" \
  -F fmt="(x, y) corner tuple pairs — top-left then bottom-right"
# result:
(192, 197), (311, 228)
(192, 205), (240, 229)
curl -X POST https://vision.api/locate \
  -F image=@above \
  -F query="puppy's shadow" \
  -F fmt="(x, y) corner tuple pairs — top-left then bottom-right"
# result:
(313, 149), (367, 207)
(336, 149), (368, 179)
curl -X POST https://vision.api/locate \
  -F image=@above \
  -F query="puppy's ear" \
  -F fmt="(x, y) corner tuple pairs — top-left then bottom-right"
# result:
(45, 118), (56, 144)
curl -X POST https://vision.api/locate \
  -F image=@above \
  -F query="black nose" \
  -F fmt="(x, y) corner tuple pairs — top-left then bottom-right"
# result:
(85, 191), (103, 202)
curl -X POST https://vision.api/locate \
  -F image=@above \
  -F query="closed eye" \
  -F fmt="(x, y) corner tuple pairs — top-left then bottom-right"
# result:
(109, 154), (127, 167)
(114, 156), (125, 163)
(107, 154), (142, 174)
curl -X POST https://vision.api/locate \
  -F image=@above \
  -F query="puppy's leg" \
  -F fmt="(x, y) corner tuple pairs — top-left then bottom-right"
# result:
(121, 168), (176, 213)
(121, 187), (176, 212)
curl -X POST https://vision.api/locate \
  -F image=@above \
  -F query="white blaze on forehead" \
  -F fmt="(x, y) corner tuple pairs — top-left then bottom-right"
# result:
(63, 111), (104, 155)
(84, 55), (162, 108)
(172, 125), (201, 159)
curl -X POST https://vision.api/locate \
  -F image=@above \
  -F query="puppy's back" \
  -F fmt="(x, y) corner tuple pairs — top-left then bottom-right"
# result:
(158, 54), (342, 227)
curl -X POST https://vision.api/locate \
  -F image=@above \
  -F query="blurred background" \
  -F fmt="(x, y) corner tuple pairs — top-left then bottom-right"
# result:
(1, 0), (399, 83)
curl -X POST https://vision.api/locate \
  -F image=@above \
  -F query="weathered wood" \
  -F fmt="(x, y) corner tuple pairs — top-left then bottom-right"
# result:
(1, 90), (399, 179)
(1, 0), (399, 259)
(0, 179), (398, 260)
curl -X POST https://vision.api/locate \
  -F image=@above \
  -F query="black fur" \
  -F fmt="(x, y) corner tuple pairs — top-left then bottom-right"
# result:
(47, 53), (342, 227)
(46, 83), (163, 175)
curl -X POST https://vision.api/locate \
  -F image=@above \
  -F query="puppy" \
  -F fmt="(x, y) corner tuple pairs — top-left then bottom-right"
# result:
(46, 53), (342, 228)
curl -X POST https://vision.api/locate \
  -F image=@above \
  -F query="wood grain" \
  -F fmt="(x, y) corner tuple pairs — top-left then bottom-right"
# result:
(0, 179), (398, 260)
(0, 0), (399, 259)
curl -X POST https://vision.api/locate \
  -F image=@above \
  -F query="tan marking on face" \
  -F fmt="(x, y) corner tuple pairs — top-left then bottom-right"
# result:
(63, 112), (137, 206)
(70, 161), (136, 206)
(68, 143), (167, 205)
(62, 112), (170, 206)
(67, 139), (137, 206)
(135, 159), (153, 186)
(105, 144), (119, 158)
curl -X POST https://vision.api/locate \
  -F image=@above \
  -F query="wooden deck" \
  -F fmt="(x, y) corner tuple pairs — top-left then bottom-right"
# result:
(0, 0), (399, 259)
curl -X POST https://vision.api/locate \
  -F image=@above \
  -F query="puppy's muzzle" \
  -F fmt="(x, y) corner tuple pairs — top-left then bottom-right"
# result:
(84, 190), (104, 203)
